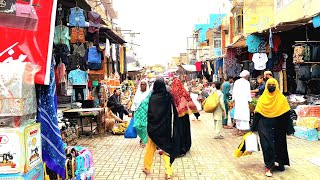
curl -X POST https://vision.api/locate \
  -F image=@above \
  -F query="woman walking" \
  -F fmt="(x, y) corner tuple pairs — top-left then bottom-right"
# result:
(252, 78), (294, 177)
(131, 80), (151, 147)
(143, 79), (180, 180)
(171, 78), (198, 156)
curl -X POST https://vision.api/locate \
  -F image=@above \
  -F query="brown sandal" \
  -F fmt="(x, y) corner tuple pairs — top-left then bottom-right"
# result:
(165, 174), (171, 180)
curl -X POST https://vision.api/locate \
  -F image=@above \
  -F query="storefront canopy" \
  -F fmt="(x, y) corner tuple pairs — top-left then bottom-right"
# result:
(179, 65), (196, 72)
(100, 28), (126, 44)
(226, 35), (246, 48)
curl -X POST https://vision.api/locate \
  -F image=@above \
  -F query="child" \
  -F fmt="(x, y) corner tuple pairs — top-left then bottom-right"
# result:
(213, 82), (226, 139)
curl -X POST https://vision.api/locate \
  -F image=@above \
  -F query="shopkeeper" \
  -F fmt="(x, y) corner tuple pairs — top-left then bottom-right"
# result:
(264, 71), (273, 81)
(251, 75), (266, 95)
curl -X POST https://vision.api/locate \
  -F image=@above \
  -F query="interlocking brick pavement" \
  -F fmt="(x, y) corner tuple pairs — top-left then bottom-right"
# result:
(78, 112), (320, 180)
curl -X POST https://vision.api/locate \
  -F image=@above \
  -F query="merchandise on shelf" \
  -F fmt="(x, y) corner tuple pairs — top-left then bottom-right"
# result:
(295, 105), (320, 119)
(0, 123), (42, 174)
(0, 163), (44, 180)
(294, 126), (319, 141)
(296, 117), (319, 129)
(0, 114), (36, 128)
(0, 62), (38, 116)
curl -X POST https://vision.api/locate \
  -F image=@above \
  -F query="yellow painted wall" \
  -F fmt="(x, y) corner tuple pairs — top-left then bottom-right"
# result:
(274, 0), (320, 24)
(243, 0), (274, 34)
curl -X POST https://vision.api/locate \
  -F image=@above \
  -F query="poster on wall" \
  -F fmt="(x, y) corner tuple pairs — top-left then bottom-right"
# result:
(0, 0), (57, 85)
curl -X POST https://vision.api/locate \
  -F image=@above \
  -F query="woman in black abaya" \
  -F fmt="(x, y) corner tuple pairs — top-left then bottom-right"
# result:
(252, 78), (294, 177)
(143, 79), (180, 180)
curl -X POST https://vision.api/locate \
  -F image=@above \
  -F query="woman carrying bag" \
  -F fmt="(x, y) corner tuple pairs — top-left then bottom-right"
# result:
(251, 78), (294, 177)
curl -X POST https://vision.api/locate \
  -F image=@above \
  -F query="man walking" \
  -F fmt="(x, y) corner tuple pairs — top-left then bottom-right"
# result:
(232, 70), (252, 135)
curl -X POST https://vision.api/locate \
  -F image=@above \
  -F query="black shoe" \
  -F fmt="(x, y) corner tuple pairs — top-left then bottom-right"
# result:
(274, 162), (285, 171)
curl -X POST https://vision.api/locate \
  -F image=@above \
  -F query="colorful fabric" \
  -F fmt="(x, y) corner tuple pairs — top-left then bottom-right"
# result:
(133, 93), (151, 144)
(246, 35), (261, 53)
(255, 78), (290, 118)
(68, 69), (88, 85)
(36, 58), (66, 178)
(171, 78), (198, 117)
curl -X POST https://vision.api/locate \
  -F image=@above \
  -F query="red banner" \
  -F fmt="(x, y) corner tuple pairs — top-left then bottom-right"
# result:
(0, 0), (57, 85)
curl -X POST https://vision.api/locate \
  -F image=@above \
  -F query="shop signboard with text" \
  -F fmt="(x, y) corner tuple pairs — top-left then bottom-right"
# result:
(0, 0), (57, 85)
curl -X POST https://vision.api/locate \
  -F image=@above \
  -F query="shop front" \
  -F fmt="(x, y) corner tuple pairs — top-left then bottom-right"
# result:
(0, 0), (128, 179)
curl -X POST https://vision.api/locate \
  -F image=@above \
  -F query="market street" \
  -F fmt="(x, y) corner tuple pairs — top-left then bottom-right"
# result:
(78, 112), (320, 180)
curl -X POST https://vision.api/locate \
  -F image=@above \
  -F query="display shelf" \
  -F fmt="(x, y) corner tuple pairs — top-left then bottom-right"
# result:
(303, 62), (320, 64)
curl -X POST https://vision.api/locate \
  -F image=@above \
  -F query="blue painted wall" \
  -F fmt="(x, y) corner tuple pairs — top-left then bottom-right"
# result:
(194, 14), (226, 43)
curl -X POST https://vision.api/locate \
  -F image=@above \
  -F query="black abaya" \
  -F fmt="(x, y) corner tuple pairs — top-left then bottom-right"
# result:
(179, 115), (191, 155)
(252, 112), (294, 169)
(147, 80), (181, 164)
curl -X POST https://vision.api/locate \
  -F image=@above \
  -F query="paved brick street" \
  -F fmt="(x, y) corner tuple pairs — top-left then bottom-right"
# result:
(78, 112), (320, 180)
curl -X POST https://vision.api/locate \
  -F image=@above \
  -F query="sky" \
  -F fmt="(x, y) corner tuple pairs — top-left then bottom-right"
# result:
(113, 0), (230, 66)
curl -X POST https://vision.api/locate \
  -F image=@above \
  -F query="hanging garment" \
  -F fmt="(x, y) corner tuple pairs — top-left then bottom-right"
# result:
(298, 66), (311, 81)
(312, 45), (320, 62)
(279, 70), (283, 93)
(105, 39), (111, 58)
(69, 7), (86, 27)
(311, 64), (320, 78)
(72, 43), (86, 57)
(293, 46), (305, 64)
(120, 47), (125, 74)
(272, 52), (284, 72)
(112, 44), (116, 61)
(54, 44), (70, 65)
(88, 11), (101, 33)
(283, 70), (288, 93)
(68, 54), (87, 71)
(246, 35), (261, 53)
(56, 62), (66, 84)
(207, 61), (212, 75)
(36, 59), (66, 178)
(73, 85), (86, 101)
(54, 25), (70, 50)
(303, 45), (311, 62)
(85, 46), (103, 71)
(252, 53), (268, 70)
(68, 69), (88, 85)
(272, 35), (281, 52)
(70, 28), (85, 44)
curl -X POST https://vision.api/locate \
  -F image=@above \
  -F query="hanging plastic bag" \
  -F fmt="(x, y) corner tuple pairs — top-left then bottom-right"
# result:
(203, 92), (219, 113)
(234, 132), (254, 158)
(124, 118), (137, 138)
(245, 133), (259, 152)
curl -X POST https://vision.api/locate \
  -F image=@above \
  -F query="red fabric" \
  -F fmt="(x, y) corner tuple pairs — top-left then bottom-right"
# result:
(171, 78), (198, 117)
(195, 62), (202, 71)
(248, 53), (253, 60)
(273, 35), (281, 52)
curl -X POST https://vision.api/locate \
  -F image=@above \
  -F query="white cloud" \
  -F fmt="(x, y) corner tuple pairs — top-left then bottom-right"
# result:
(113, 0), (228, 65)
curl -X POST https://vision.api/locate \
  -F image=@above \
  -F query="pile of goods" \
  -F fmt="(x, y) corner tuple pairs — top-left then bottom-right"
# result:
(294, 105), (320, 141)
(287, 94), (307, 108)
(112, 122), (129, 135)
(0, 63), (44, 179)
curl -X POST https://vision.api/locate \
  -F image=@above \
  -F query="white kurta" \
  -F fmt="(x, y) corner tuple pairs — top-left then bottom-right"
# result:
(232, 78), (252, 130)
(190, 92), (202, 111)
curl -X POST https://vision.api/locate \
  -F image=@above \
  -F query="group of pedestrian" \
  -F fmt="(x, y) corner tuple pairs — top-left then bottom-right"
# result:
(107, 69), (293, 178)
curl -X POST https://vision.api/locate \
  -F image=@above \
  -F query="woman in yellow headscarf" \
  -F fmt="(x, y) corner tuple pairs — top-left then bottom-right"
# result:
(251, 78), (294, 177)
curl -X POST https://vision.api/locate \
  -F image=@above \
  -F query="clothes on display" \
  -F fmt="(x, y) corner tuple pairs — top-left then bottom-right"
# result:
(68, 69), (88, 85)
(68, 7), (87, 27)
(252, 53), (268, 70)
(54, 25), (71, 50)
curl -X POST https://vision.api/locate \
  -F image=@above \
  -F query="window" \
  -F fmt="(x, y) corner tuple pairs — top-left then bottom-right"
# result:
(275, 0), (294, 9)
(233, 9), (243, 35)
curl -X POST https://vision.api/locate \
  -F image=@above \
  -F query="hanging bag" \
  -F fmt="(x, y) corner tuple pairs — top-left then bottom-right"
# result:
(124, 118), (137, 138)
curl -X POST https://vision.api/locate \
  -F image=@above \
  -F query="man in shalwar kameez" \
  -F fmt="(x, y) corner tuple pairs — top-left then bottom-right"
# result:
(232, 70), (252, 135)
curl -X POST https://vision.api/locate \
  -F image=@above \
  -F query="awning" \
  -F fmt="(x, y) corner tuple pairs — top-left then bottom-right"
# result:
(226, 35), (246, 48)
(179, 65), (196, 72)
(126, 56), (136, 64)
(100, 28), (126, 44)
(127, 64), (142, 72)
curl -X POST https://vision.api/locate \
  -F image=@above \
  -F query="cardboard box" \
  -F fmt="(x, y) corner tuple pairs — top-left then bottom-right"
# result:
(0, 162), (44, 180)
(0, 123), (42, 174)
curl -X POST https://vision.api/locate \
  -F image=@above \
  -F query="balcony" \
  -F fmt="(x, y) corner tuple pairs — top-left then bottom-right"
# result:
(231, 0), (244, 13)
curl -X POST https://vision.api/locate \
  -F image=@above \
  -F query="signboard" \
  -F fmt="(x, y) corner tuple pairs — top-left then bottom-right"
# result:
(0, 0), (57, 85)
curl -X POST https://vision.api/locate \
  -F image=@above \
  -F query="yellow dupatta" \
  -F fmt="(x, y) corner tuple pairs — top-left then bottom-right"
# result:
(254, 78), (290, 118)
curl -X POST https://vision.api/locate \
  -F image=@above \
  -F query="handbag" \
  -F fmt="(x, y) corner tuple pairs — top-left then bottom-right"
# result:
(124, 118), (137, 138)
(245, 133), (259, 152)
(203, 92), (219, 113)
